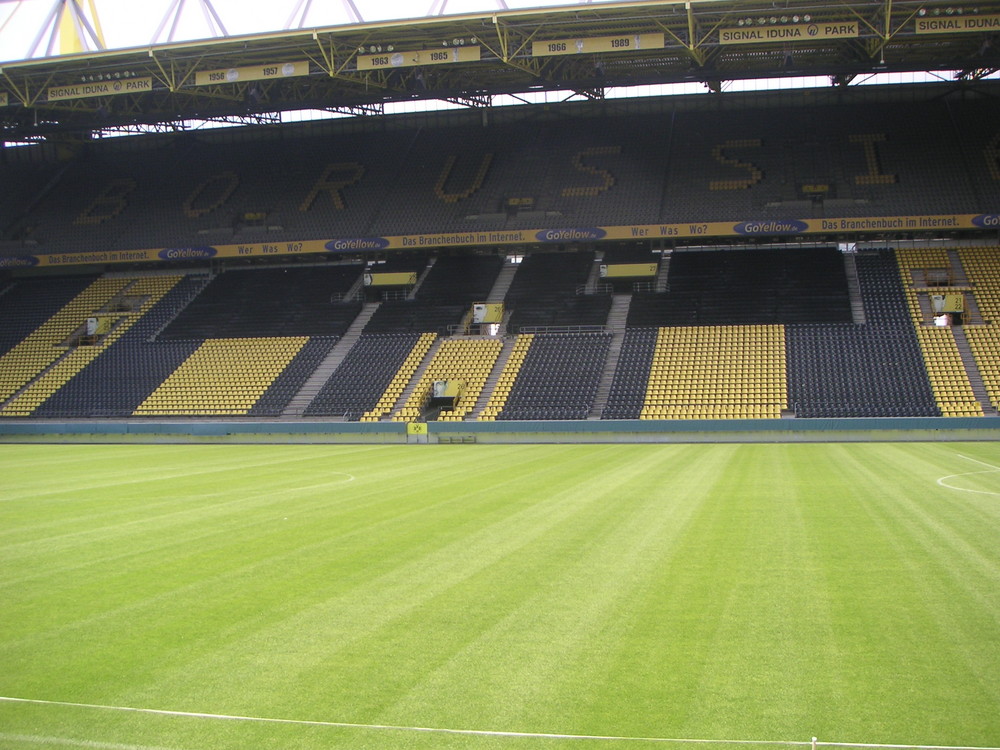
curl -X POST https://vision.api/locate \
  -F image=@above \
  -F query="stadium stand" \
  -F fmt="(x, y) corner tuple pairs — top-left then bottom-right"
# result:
(478, 334), (532, 421)
(412, 254), (503, 305)
(627, 247), (853, 328)
(601, 328), (661, 420)
(507, 294), (612, 332)
(0, 275), (178, 415)
(30, 275), (207, 418)
(133, 337), (310, 416)
(3, 91), (1000, 427)
(1, 241), (995, 423)
(362, 300), (467, 335)
(392, 337), (503, 422)
(361, 254), (503, 334)
(8, 96), (999, 257)
(361, 254), (430, 302)
(894, 247), (982, 417)
(247, 336), (340, 417)
(504, 251), (601, 332)
(303, 333), (423, 419)
(158, 264), (363, 340)
(598, 246), (661, 293)
(0, 275), (100, 358)
(784, 249), (939, 418)
(960, 247), (1000, 414)
(911, 326), (983, 417)
(360, 333), (436, 421)
(497, 332), (611, 420)
(640, 325), (787, 420)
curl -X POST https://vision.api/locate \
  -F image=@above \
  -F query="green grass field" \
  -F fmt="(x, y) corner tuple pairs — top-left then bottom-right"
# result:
(1, 442), (999, 750)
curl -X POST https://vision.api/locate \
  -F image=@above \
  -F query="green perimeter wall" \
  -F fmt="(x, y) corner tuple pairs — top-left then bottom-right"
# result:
(0, 418), (998, 443)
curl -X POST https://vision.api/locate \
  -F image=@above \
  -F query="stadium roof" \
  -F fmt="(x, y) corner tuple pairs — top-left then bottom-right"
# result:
(1, 0), (999, 141)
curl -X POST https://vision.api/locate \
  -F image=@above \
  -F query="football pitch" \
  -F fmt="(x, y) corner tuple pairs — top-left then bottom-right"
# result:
(1, 442), (998, 750)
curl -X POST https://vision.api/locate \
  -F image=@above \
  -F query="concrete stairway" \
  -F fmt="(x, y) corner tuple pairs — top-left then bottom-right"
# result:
(951, 325), (998, 416)
(147, 272), (214, 342)
(587, 294), (631, 419)
(842, 252), (866, 324)
(384, 335), (444, 420)
(407, 257), (436, 299)
(655, 252), (671, 293)
(486, 259), (518, 303)
(470, 337), (518, 420)
(281, 302), (379, 417)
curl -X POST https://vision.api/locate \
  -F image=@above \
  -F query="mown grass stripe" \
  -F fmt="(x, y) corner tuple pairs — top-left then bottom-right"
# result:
(3, 697), (1000, 750)
(2, 444), (998, 749)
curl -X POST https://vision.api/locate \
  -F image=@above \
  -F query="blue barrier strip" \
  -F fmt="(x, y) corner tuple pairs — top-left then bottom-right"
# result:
(0, 417), (997, 439)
